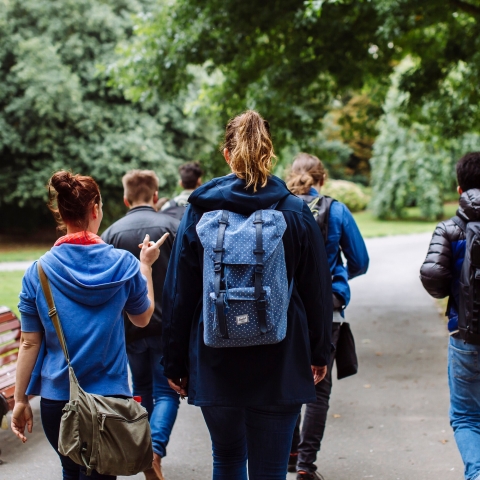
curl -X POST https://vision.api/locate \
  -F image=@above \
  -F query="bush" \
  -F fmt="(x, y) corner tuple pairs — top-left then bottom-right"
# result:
(322, 180), (370, 212)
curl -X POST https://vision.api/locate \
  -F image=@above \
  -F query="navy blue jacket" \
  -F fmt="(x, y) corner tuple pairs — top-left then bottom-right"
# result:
(305, 188), (369, 309)
(162, 174), (333, 406)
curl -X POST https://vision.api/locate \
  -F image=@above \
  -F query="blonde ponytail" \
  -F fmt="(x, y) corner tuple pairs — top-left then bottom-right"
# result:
(222, 110), (276, 192)
(286, 153), (327, 195)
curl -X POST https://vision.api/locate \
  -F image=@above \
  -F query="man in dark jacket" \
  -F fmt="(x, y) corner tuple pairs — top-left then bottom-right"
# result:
(102, 170), (179, 480)
(420, 152), (480, 480)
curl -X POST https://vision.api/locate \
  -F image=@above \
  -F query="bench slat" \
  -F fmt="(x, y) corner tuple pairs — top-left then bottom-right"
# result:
(0, 311), (17, 323)
(0, 352), (18, 367)
(0, 341), (20, 356)
(0, 329), (21, 345)
(0, 320), (20, 334)
(0, 372), (15, 390)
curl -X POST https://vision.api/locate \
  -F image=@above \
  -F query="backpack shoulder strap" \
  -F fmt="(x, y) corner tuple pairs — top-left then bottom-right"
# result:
(37, 262), (71, 364)
(452, 215), (467, 232)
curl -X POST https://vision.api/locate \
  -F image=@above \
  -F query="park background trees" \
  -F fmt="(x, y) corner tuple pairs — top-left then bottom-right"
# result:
(1, 0), (480, 231)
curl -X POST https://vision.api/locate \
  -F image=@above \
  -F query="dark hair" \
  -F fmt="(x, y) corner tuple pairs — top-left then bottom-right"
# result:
(179, 162), (203, 189)
(122, 170), (159, 204)
(456, 152), (480, 192)
(286, 153), (327, 195)
(222, 110), (276, 192)
(48, 171), (101, 231)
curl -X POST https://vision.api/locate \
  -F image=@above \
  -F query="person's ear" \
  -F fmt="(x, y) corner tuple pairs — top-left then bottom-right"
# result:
(153, 191), (159, 204)
(223, 148), (230, 164)
(92, 203), (99, 219)
(457, 186), (463, 195)
(197, 177), (202, 187)
(123, 196), (131, 209)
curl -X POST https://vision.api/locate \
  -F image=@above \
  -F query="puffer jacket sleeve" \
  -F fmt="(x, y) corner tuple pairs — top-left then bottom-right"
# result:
(420, 221), (453, 299)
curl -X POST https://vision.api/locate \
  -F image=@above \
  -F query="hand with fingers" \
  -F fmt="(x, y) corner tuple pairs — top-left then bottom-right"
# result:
(168, 377), (188, 399)
(311, 365), (327, 384)
(11, 401), (33, 443)
(138, 233), (169, 267)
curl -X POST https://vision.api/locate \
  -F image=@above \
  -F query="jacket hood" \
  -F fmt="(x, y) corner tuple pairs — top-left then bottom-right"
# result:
(189, 174), (291, 215)
(39, 243), (139, 307)
(458, 189), (480, 222)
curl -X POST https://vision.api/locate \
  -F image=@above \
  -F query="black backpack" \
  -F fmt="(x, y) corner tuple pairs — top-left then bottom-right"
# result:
(452, 215), (480, 344)
(161, 199), (187, 221)
(305, 195), (335, 242)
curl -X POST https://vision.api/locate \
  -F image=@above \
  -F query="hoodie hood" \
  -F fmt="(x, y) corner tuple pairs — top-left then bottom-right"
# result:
(39, 243), (139, 307)
(189, 174), (291, 216)
(458, 189), (480, 222)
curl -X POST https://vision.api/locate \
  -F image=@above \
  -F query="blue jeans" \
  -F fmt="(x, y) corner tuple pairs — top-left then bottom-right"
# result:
(449, 336), (480, 480)
(201, 404), (301, 480)
(127, 336), (180, 458)
(40, 398), (116, 480)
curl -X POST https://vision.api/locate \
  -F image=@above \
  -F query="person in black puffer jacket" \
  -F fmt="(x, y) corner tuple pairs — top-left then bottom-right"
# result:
(420, 152), (480, 480)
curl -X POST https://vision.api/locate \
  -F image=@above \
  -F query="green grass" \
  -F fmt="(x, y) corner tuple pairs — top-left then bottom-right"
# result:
(0, 247), (49, 262)
(352, 203), (458, 238)
(0, 271), (24, 317)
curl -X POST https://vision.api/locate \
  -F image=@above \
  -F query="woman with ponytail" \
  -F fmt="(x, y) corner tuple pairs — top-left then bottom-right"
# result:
(162, 111), (333, 479)
(286, 154), (369, 480)
(12, 171), (168, 479)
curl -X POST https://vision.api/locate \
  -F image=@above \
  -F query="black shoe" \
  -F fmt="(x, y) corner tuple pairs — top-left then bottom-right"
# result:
(296, 471), (325, 480)
(288, 453), (298, 473)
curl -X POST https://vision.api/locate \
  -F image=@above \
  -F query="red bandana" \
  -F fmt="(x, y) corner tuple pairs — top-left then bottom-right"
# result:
(54, 231), (104, 247)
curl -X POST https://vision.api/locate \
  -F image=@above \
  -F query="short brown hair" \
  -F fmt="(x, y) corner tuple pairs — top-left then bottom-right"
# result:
(286, 153), (327, 195)
(222, 110), (276, 192)
(179, 162), (203, 189)
(47, 170), (101, 231)
(122, 170), (159, 204)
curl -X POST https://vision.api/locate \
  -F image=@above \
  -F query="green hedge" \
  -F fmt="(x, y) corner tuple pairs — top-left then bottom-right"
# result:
(322, 180), (370, 212)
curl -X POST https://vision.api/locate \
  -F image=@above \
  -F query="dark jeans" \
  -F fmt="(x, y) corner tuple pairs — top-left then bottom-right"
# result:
(40, 398), (116, 480)
(292, 321), (341, 474)
(201, 404), (302, 480)
(127, 336), (180, 457)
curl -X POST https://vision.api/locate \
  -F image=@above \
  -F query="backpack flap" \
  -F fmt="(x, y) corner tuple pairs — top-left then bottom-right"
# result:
(197, 209), (287, 265)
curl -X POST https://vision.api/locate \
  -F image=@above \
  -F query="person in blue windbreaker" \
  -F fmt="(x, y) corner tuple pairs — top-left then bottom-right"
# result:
(286, 153), (369, 480)
(161, 111), (333, 480)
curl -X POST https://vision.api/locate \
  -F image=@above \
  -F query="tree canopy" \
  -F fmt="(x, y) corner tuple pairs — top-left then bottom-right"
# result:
(0, 0), (219, 230)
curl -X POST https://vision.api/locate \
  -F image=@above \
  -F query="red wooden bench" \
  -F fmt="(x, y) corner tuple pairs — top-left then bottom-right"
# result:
(0, 306), (21, 419)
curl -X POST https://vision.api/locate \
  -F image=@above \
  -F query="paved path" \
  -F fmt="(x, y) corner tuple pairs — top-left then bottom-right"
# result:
(0, 233), (465, 479)
(0, 261), (34, 271)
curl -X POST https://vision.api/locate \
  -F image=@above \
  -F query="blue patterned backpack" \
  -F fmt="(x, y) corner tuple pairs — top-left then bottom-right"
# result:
(196, 208), (290, 348)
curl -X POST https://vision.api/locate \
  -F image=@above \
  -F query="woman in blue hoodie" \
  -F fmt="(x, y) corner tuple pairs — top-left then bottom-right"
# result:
(11, 171), (167, 480)
(162, 110), (333, 480)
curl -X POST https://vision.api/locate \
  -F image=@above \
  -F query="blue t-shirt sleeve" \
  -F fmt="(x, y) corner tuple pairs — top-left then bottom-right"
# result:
(18, 262), (43, 332)
(124, 270), (150, 315)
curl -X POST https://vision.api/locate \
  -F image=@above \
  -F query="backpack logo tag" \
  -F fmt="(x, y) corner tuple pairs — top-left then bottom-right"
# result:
(236, 314), (249, 325)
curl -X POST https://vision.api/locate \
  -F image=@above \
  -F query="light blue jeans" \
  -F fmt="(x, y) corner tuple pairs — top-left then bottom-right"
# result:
(449, 336), (480, 480)
(127, 336), (180, 458)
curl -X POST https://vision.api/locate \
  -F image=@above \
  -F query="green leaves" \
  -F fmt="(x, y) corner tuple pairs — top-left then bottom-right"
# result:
(0, 0), (221, 230)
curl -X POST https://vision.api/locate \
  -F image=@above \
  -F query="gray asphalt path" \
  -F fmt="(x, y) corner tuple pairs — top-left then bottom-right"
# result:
(0, 233), (465, 479)
(0, 261), (34, 271)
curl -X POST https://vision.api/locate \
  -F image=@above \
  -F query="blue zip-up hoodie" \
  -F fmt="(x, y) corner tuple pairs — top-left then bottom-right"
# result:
(301, 188), (369, 310)
(19, 243), (150, 400)
(162, 174), (333, 407)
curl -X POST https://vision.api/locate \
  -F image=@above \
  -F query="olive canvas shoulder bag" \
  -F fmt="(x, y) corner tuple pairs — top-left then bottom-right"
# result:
(38, 262), (153, 476)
